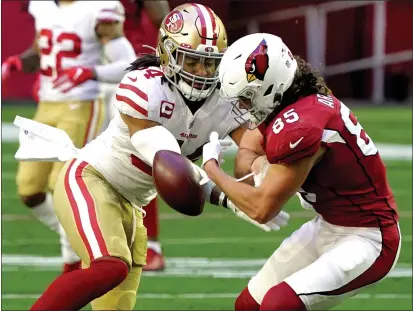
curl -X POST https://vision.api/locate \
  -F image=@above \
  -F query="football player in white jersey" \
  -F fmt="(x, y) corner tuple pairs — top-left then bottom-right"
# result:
(1, 0), (136, 274)
(25, 4), (288, 310)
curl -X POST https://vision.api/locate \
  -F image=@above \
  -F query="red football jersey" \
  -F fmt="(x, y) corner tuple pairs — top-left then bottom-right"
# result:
(122, 0), (159, 54)
(260, 94), (398, 227)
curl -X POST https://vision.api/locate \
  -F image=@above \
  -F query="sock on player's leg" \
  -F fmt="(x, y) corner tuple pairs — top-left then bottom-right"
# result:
(30, 257), (128, 311)
(143, 198), (159, 241)
(29, 192), (81, 268)
(143, 197), (165, 271)
(260, 281), (307, 311)
(235, 286), (260, 311)
(30, 192), (60, 232)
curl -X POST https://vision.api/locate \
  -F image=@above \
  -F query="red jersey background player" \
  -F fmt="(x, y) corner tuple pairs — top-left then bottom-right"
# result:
(202, 33), (400, 310)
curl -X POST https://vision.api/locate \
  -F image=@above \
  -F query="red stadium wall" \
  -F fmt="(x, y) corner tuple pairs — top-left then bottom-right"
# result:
(1, 1), (37, 100)
(1, 0), (411, 100)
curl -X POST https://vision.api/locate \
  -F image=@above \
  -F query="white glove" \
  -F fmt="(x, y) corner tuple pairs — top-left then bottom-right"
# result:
(202, 132), (232, 168)
(228, 160), (291, 231)
(227, 200), (290, 232)
(253, 160), (270, 187)
(190, 162), (210, 185)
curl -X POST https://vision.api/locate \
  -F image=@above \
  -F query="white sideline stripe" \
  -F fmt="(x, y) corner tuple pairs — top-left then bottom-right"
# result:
(2, 293), (411, 300)
(2, 234), (412, 246)
(2, 123), (412, 160)
(1, 207), (412, 221)
(2, 255), (411, 279)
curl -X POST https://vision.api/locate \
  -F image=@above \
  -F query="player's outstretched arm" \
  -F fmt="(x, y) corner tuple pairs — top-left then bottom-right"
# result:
(203, 136), (325, 224)
(93, 21), (137, 83)
(120, 113), (181, 165)
(2, 36), (40, 81)
(231, 128), (266, 184)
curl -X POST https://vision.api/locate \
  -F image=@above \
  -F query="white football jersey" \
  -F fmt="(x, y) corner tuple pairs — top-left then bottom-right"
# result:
(79, 67), (246, 207)
(29, 1), (125, 101)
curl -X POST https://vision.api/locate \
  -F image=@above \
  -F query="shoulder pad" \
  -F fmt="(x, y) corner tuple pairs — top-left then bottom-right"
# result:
(114, 67), (165, 121)
(264, 106), (323, 165)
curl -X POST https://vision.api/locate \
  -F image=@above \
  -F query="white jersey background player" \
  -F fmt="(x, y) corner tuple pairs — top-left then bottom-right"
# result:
(2, 0), (136, 274)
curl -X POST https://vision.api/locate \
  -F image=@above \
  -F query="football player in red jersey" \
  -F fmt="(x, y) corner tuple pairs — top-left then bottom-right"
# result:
(202, 33), (401, 310)
(121, 0), (170, 272)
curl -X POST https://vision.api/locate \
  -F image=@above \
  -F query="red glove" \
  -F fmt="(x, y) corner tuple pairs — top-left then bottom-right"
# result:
(52, 67), (95, 93)
(2, 55), (23, 82)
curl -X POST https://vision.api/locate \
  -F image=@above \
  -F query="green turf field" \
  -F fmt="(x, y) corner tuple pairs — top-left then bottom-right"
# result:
(1, 105), (412, 310)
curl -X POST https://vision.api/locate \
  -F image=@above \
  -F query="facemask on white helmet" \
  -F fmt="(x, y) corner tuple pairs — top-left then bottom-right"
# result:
(219, 33), (298, 129)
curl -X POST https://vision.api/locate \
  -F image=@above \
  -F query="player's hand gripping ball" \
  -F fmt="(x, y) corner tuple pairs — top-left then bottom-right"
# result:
(153, 150), (205, 216)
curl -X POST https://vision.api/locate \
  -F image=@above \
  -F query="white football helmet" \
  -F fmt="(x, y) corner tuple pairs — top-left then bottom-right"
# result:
(219, 33), (297, 127)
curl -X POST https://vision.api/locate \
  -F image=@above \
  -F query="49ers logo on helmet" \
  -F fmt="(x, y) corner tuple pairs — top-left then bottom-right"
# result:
(245, 39), (269, 82)
(164, 11), (184, 33)
(180, 43), (192, 49)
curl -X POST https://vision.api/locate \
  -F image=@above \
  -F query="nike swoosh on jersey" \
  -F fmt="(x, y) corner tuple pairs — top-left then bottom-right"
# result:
(128, 76), (137, 82)
(289, 137), (304, 149)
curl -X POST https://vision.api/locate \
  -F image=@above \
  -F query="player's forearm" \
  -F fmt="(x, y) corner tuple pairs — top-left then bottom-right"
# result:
(94, 61), (130, 83)
(234, 148), (259, 180)
(95, 37), (136, 83)
(204, 161), (279, 223)
(19, 47), (40, 73)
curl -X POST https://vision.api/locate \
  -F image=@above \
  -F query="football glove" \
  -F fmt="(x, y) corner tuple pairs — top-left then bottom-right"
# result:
(2, 55), (22, 82)
(227, 200), (290, 232)
(202, 131), (232, 168)
(52, 67), (95, 93)
(233, 159), (291, 231)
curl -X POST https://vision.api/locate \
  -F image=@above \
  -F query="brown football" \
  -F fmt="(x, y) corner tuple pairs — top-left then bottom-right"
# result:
(153, 150), (205, 216)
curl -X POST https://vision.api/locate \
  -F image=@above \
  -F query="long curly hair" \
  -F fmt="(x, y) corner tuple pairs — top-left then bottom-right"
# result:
(126, 54), (160, 71)
(281, 55), (331, 106)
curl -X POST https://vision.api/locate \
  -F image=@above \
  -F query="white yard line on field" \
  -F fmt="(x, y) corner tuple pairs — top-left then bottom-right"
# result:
(2, 209), (412, 222)
(2, 233), (412, 247)
(2, 255), (412, 279)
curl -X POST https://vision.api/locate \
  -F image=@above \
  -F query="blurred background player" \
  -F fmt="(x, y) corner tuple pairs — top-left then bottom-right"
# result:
(1, 0), (136, 273)
(118, 0), (170, 271)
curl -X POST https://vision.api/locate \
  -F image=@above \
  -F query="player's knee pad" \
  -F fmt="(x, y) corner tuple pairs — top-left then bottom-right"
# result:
(260, 282), (307, 311)
(91, 265), (142, 310)
(235, 287), (260, 311)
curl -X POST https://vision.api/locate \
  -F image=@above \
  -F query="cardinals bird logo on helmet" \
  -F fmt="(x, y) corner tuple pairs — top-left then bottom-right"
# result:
(245, 39), (269, 82)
